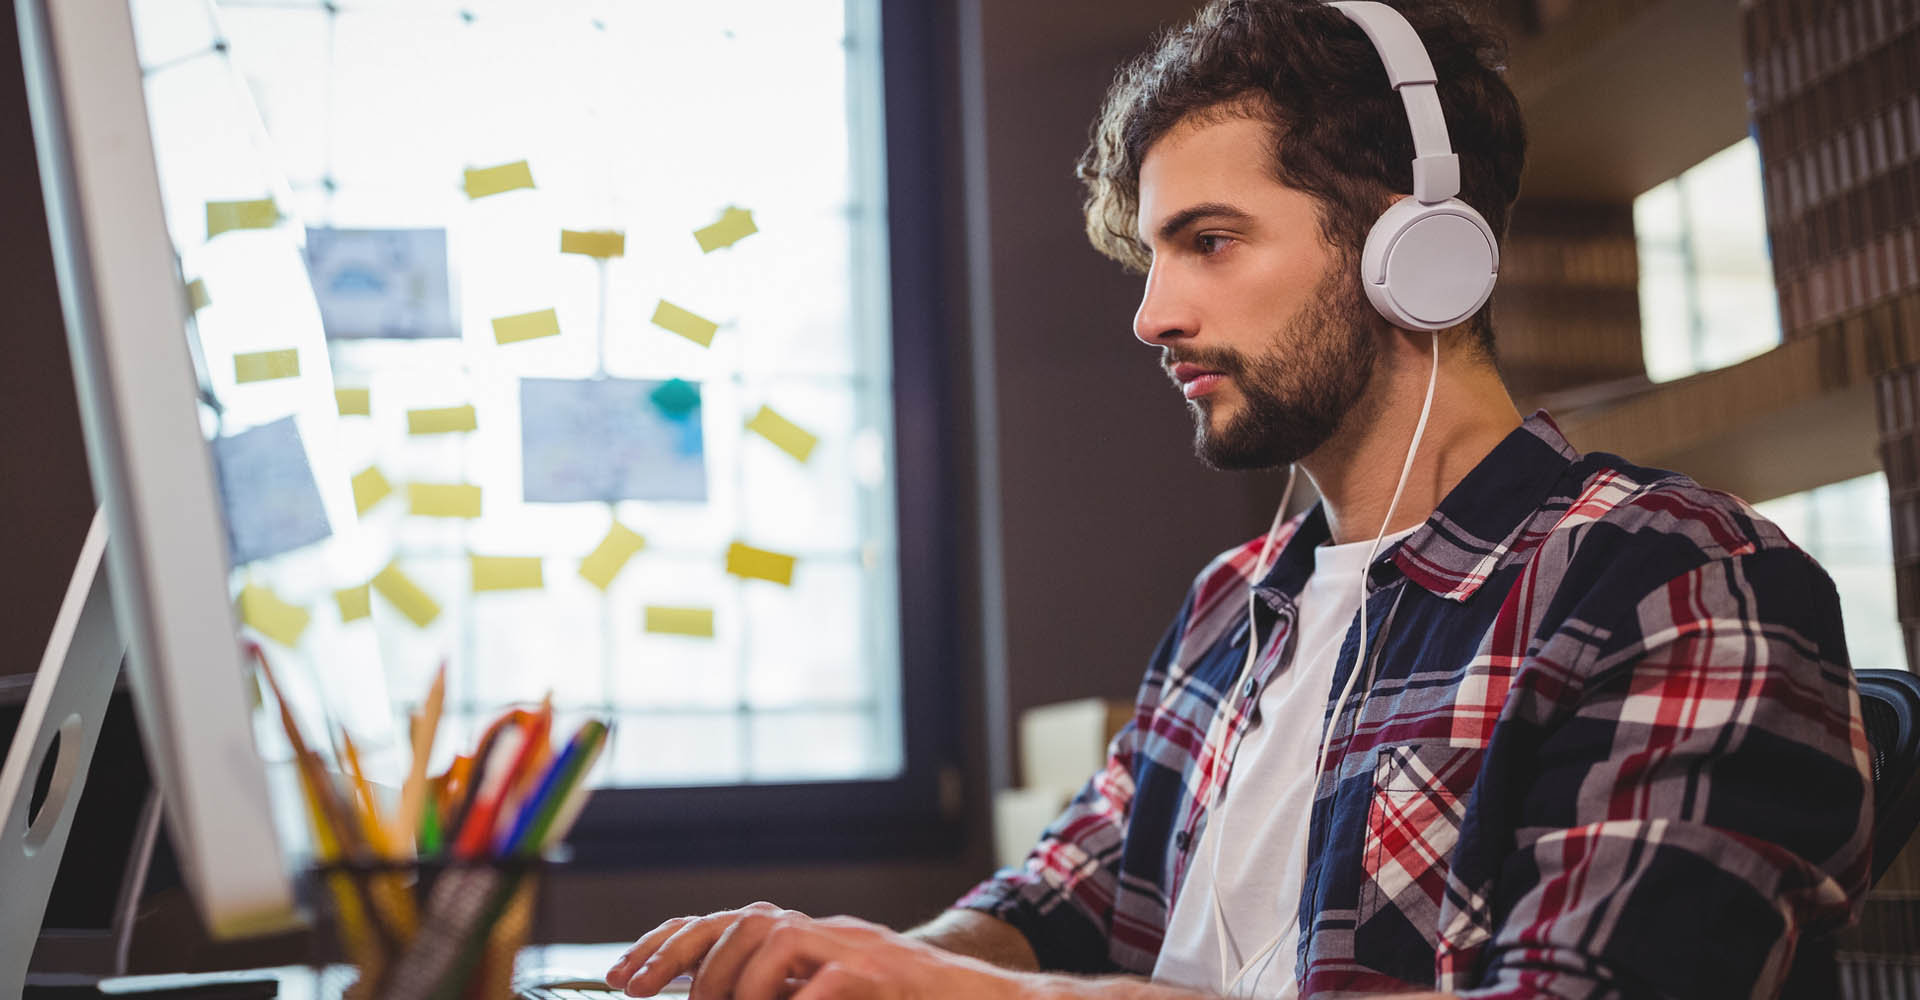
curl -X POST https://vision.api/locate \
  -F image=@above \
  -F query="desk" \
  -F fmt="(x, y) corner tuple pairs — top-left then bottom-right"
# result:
(78, 943), (676, 1000)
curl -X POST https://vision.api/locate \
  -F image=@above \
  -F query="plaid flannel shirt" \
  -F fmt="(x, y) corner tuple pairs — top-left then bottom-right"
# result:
(957, 411), (1873, 999)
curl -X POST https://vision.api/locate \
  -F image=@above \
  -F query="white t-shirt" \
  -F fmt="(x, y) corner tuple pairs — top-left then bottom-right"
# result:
(1152, 527), (1414, 998)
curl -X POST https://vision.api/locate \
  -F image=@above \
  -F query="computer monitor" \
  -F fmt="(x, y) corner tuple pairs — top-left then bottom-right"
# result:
(1, 685), (167, 981)
(0, 0), (301, 990)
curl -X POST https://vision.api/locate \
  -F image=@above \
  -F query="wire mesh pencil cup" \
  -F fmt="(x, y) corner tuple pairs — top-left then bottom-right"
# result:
(307, 856), (546, 1000)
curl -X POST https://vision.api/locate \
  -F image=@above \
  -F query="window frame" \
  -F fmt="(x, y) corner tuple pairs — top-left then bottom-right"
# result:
(563, 0), (968, 867)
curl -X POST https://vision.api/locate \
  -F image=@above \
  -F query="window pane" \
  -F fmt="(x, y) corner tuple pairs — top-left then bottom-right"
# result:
(1754, 473), (1903, 672)
(747, 710), (883, 782)
(1634, 137), (1783, 383)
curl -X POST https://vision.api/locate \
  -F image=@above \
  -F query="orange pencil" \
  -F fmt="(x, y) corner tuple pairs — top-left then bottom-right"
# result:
(453, 714), (545, 858)
(338, 726), (420, 939)
(337, 728), (386, 842)
(500, 696), (556, 838)
(395, 662), (446, 853)
(245, 644), (396, 965)
(444, 708), (533, 840)
(440, 753), (474, 836)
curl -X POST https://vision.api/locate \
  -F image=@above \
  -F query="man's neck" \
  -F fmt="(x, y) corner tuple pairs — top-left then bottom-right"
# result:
(1301, 338), (1522, 547)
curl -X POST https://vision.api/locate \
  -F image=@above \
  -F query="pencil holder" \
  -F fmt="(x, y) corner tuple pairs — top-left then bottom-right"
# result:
(306, 857), (546, 1000)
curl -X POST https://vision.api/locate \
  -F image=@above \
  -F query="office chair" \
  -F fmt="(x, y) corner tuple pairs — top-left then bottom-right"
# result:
(1856, 668), (1920, 884)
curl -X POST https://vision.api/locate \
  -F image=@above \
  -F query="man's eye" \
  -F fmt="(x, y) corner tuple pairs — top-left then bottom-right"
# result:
(1196, 234), (1230, 255)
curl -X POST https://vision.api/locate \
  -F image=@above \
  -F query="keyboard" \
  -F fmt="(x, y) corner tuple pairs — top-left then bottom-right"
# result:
(513, 972), (689, 1000)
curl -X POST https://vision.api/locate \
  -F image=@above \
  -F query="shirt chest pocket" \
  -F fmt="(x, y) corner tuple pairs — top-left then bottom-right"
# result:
(1355, 743), (1482, 970)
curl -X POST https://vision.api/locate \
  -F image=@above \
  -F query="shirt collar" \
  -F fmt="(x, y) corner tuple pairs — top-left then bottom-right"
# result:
(1254, 410), (1579, 605)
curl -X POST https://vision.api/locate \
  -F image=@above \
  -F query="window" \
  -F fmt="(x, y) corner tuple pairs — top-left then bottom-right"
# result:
(1635, 138), (1902, 675)
(132, 0), (958, 861)
(1754, 473), (1904, 672)
(1633, 136), (1782, 383)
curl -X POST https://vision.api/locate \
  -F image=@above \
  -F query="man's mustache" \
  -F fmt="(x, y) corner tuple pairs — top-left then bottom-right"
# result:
(1161, 347), (1247, 378)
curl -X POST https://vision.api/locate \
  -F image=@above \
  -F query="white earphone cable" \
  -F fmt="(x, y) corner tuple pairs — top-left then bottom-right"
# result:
(1202, 463), (1297, 983)
(1214, 332), (1440, 996)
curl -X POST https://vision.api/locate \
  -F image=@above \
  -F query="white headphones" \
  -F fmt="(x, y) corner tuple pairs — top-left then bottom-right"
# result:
(1337, 0), (1500, 332)
(1199, 3), (1487, 994)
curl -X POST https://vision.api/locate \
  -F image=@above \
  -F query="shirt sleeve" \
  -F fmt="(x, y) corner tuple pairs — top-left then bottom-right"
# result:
(1461, 548), (1874, 1000)
(949, 601), (1190, 974)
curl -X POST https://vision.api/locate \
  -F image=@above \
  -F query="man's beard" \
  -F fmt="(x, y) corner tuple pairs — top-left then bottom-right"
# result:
(1166, 267), (1380, 471)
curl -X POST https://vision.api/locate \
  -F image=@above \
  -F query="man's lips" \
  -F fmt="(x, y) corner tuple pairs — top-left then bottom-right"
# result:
(1170, 363), (1227, 399)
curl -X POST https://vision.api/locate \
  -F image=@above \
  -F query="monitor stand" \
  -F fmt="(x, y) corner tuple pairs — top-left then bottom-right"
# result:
(1, 510), (127, 998)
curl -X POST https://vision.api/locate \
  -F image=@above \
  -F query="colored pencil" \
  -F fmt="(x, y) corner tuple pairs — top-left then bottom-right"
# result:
(499, 720), (599, 855)
(394, 662), (446, 854)
(533, 720), (611, 851)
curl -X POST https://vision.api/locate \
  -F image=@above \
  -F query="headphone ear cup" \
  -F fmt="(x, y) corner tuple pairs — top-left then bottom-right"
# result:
(1358, 197), (1500, 332)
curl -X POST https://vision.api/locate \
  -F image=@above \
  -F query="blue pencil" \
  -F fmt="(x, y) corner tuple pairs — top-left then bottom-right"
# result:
(497, 720), (603, 856)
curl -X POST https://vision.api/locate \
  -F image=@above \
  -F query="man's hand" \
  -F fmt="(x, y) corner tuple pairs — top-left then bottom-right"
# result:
(695, 913), (1026, 1000)
(605, 904), (1028, 1000)
(605, 902), (804, 996)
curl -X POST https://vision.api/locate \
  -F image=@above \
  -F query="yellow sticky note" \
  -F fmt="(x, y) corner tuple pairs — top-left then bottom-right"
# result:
(351, 466), (393, 516)
(408, 483), (482, 518)
(694, 206), (758, 253)
(206, 198), (279, 238)
(335, 584), (371, 622)
(464, 159), (535, 199)
(336, 387), (371, 416)
(493, 308), (561, 345)
(644, 605), (715, 638)
(651, 300), (718, 347)
(372, 561), (441, 627)
(234, 349), (299, 383)
(560, 229), (626, 258)
(745, 405), (819, 463)
(186, 278), (211, 311)
(725, 541), (796, 586)
(407, 404), (478, 435)
(579, 522), (646, 591)
(471, 555), (544, 592)
(238, 583), (310, 647)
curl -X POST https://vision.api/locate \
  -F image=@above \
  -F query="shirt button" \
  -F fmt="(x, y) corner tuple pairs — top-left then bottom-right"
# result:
(1174, 831), (1192, 852)
(1242, 677), (1259, 699)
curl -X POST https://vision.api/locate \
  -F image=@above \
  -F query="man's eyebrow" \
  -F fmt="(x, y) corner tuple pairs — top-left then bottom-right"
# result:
(1148, 202), (1256, 247)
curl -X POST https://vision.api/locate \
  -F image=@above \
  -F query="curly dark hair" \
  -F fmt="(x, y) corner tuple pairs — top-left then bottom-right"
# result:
(1079, 0), (1526, 356)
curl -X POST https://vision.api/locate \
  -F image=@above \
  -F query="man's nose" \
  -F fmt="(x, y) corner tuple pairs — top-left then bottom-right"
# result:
(1132, 260), (1193, 347)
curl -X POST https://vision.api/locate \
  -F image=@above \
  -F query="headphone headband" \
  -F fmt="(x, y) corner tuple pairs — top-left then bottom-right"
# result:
(1327, 1), (1460, 204)
(1319, 0), (1499, 330)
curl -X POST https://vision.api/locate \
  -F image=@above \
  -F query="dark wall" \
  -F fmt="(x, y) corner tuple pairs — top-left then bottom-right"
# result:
(968, 0), (1285, 787)
(0, 0), (97, 684)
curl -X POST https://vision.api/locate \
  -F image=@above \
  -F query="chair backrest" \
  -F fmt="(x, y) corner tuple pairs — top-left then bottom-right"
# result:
(1856, 669), (1920, 884)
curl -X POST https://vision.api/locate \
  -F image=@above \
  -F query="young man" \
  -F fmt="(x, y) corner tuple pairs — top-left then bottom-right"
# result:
(605, 1), (1873, 997)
